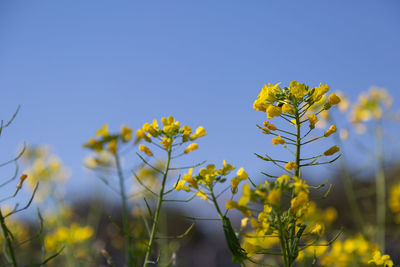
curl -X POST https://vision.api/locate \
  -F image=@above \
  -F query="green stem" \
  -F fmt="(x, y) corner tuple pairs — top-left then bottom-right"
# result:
(330, 117), (365, 234)
(295, 107), (301, 178)
(0, 209), (17, 267)
(375, 124), (386, 251)
(115, 153), (133, 267)
(286, 102), (302, 267)
(143, 149), (172, 267)
(210, 190), (223, 219)
(277, 212), (289, 267)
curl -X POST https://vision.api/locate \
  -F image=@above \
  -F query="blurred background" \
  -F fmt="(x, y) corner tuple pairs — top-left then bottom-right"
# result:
(1, 1), (400, 266)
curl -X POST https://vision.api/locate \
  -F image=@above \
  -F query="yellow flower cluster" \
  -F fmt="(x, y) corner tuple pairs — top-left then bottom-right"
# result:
(83, 124), (133, 155)
(45, 223), (94, 252)
(312, 235), (388, 267)
(226, 184), (253, 217)
(176, 161), (241, 202)
(21, 145), (69, 202)
(241, 231), (280, 257)
(253, 81), (336, 119)
(368, 251), (394, 267)
(136, 116), (206, 151)
(351, 87), (392, 123)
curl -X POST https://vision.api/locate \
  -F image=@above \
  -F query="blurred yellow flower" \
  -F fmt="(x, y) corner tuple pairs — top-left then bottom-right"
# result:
(308, 113), (318, 129)
(139, 144), (153, 156)
(184, 143), (198, 154)
(368, 251), (393, 267)
(271, 135), (285, 145)
(121, 125), (133, 142)
(96, 124), (110, 138)
(324, 125), (337, 137)
(285, 161), (298, 171)
(328, 93), (341, 106)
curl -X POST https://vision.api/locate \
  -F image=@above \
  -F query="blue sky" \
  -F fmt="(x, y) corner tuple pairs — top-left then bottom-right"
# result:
(1, 0), (399, 200)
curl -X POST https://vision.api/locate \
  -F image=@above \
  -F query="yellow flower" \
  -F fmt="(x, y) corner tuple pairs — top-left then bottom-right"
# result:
(84, 156), (97, 168)
(175, 180), (190, 192)
(83, 138), (103, 152)
(324, 145), (340, 156)
(271, 135), (285, 145)
(308, 113), (318, 129)
(143, 121), (159, 137)
(285, 161), (298, 171)
(266, 105), (282, 119)
(324, 124), (337, 137)
(160, 137), (172, 150)
(184, 143), (198, 154)
(139, 144), (153, 156)
(136, 129), (151, 143)
(368, 251), (393, 267)
(236, 168), (248, 180)
(311, 223), (325, 236)
(267, 189), (281, 206)
(182, 125), (192, 142)
(253, 99), (270, 112)
(121, 125), (132, 142)
(108, 140), (117, 155)
(328, 93), (341, 106)
(231, 168), (248, 190)
(292, 176), (309, 194)
(323, 207), (338, 224)
(226, 200), (239, 209)
(96, 124), (109, 138)
(45, 224), (93, 253)
(221, 160), (235, 174)
(190, 126), (207, 140)
(351, 87), (392, 123)
(290, 80), (307, 99)
(282, 103), (295, 115)
(263, 121), (277, 131)
(241, 217), (249, 228)
(182, 168), (198, 189)
(253, 83), (282, 112)
(312, 84), (330, 102)
(290, 191), (309, 216)
(196, 190), (208, 200)
(161, 116), (180, 135)
(277, 174), (290, 185)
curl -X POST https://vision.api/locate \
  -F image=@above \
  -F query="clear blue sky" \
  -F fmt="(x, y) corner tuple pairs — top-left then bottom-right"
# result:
(1, 1), (399, 199)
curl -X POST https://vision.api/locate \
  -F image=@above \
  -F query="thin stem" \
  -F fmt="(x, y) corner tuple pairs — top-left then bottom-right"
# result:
(375, 123), (386, 251)
(330, 117), (365, 234)
(287, 101), (302, 267)
(115, 153), (133, 267)
(277, 212), (289, 267)
(143, 148), (172, 267)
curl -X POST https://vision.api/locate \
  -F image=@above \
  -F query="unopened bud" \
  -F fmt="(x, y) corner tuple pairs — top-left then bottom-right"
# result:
(17, 174), (28, 189)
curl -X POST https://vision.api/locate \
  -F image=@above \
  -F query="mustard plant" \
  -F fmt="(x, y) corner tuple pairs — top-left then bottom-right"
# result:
(175, 81), (347, 266)
(0, 107), (63, 266)
(134, 116), (206, 267)
(84, 124), (136, 266)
